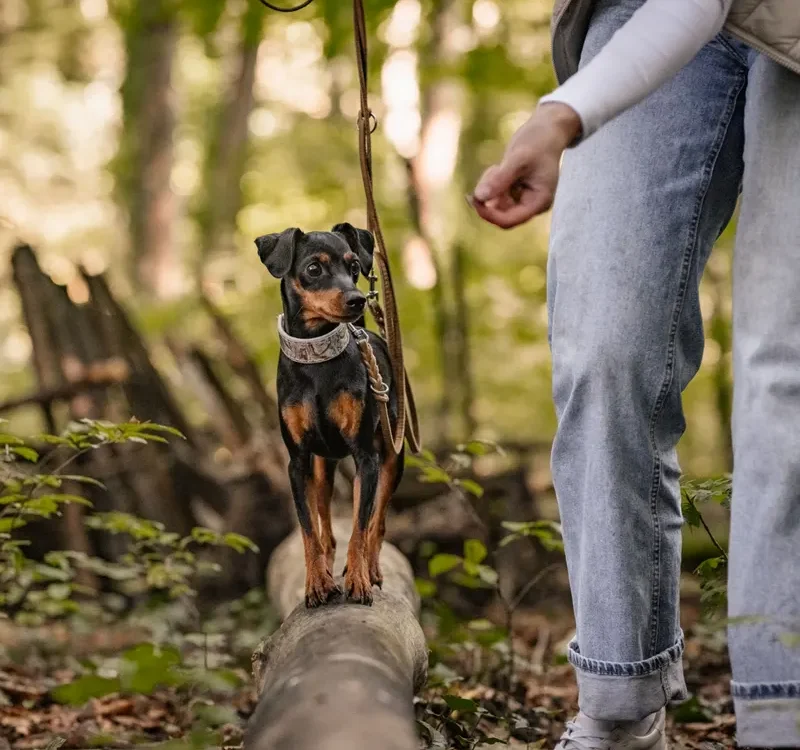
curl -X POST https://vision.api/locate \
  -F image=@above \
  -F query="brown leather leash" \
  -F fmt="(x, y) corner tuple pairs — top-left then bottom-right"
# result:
(256, 0), (422, 456)
(351, 0), (421, 455)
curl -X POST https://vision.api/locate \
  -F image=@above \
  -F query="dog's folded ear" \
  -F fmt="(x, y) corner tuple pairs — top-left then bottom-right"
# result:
(255, 228), (302, 278)
(332, 223), (375, 278)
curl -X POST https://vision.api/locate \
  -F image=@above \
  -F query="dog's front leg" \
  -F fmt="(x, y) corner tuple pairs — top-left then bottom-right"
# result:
(345, 452), (379, 605)
(289, 453), (341, 608)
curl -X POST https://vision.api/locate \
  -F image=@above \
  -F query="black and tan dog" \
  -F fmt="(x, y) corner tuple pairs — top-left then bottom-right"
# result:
(255, 224), (403, 607)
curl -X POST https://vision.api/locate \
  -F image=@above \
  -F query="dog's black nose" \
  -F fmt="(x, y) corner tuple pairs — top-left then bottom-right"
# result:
(345, 292), (366, 311)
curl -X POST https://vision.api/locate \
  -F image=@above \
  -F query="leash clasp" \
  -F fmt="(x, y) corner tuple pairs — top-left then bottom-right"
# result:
(348, 323), (369, 343)
(367, 269), (379, 300)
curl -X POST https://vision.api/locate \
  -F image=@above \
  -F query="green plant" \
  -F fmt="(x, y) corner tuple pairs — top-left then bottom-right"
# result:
(1, 419), (257, 625)
(681, 476), (731, 615)
(0, 418), (264, 749)
(409, 443), (565, 748)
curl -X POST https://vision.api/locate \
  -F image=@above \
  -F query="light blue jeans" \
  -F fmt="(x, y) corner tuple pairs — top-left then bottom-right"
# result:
(547, 0), (800, 745)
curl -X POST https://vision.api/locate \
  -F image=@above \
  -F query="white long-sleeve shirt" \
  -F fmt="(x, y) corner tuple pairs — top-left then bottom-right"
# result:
(540, 0), (735, 139)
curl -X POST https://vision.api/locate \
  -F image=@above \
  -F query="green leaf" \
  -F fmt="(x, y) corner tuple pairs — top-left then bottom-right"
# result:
(450, 572), (487, 589)
(0, 493), (28, 505)
(420, 466), (452, 485)
(191, 527), (221, 545)
(415, 578), (437, 598)
(11, 446), (39, 462)
(39, 493), (93, 507)
(192, 702), (239, 727)
(695, 556), (726, 577)
(477, 565), (499, 586)
(120, 643), (181, 694)
(403, 454), (426, 469)
(501, 521), (527, 533)
(670, 694), (713, 724)
(458, 440), (502, 457)
(682, 499), (703, 528)
(52, 675), (122, 705)
(0, 433), (24, 445)
(443, 694), (479, 713)
(222, 532), (259, 554)
(463, 538), (487, 564)
(35, 564), (72, 582)
(428, 554), (462, 577)
(46, 583), (72, 600)
(0, 518), (27, 532)
(457, 479), (484, 498)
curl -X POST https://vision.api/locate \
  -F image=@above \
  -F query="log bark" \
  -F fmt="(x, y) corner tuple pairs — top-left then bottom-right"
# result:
(246, 519), (428, 750)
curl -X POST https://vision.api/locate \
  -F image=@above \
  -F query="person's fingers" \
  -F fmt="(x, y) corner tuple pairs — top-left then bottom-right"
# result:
(472, 186), (554, 230)
(473, 158), (525, 203)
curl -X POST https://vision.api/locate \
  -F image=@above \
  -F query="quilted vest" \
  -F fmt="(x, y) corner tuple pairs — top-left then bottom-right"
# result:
(551, 0), (800, 84)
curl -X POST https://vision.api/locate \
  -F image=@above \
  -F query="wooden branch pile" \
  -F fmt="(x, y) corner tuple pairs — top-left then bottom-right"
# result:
(6, 244), (295, 591)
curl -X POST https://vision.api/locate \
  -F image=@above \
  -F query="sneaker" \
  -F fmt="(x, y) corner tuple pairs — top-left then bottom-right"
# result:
(555, 708), (667, 749)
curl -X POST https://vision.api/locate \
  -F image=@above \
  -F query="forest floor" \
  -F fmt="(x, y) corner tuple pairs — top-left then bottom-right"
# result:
(0, 583), (743, 750)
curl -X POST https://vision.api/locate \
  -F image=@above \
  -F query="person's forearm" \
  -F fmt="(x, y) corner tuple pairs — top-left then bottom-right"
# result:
(540, 0), (733, 139)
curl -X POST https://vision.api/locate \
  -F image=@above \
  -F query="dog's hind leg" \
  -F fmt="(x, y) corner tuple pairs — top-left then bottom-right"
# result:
(345, 452), (379, 605)
(289, 452), (341, 608)
(312, 455), (338, 574)
(366, 447), (403, 589)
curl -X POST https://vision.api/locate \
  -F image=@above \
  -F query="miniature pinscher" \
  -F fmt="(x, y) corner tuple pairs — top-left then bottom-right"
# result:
(255, 224), (403, 607)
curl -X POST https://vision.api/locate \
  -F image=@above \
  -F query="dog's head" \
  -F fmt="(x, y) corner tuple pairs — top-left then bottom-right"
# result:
(255, 224), (374, 332)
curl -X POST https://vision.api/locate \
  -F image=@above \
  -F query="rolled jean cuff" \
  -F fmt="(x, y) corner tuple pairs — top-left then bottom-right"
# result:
(568, 632), (688, 721)
(732, 681), (800, 747)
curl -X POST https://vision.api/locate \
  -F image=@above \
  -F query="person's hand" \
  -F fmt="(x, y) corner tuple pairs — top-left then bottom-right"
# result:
(470, 103), (582, 229)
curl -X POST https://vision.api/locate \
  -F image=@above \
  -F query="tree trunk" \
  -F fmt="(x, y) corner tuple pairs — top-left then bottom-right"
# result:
(195, 5), (261, 278)
(246, 519), (428, 750)
(117, 0), (179, 297)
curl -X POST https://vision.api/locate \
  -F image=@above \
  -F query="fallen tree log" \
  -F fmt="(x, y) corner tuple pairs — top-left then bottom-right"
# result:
(246, 519), (428, 750)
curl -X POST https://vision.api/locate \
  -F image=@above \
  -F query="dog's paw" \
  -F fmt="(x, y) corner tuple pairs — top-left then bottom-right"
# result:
(304, 570), (342, 608)
(344, 567), (373, 606)
(369, 560), (383, 589)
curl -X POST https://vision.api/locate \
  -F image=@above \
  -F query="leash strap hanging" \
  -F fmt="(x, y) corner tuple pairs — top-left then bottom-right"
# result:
(352, 0), (421, 455)
(255, 0), (422, 455)
(256, 0), (315, 12)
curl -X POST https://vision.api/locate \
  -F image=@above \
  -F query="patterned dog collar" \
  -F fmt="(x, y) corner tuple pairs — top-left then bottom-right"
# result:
(277, 314), (351, 364)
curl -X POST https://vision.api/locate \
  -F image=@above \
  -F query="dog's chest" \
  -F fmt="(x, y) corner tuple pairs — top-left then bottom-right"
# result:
(278, 352), (371, 457)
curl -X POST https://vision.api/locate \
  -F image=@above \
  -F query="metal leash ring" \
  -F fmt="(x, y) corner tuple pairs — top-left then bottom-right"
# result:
(358, 110), (378, 134)
(257, 0), (315, 12)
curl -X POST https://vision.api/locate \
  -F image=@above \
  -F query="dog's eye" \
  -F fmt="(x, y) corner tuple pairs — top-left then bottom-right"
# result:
(350, 261), (361, 278)
(306, 263), (322, 278)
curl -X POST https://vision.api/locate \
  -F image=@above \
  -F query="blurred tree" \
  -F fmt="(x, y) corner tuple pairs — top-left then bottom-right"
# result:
(114, 0), (180, 298)
(194, 1), (263, 281)
(0, 0), (736, 476)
